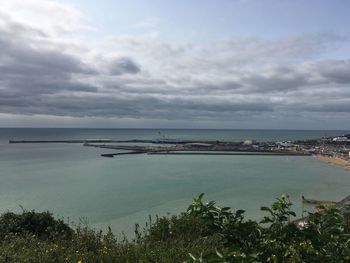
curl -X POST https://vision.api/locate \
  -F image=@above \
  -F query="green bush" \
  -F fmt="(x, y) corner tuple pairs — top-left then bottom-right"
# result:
(186, 194), (350, 262)
(0, 210), (73, 241)
(0, 195), (350, 262)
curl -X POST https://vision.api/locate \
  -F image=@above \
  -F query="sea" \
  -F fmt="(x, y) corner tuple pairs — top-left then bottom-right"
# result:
(1, 128), (350, 237)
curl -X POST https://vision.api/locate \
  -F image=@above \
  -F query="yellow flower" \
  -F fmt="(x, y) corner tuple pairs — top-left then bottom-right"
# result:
(77, 261), (82, 263)
(280, 194), (286, 200)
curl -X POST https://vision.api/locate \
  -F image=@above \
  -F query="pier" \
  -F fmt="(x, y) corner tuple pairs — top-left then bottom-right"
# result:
(302, 197), (336, 206)
(335, 195), (350, 210)
(294, 194), (350, 226)
(9, 139), (193, 144)
(9, 139), (114, 144)
(101, 151), (146, 157)
(302, 195), (350, 208)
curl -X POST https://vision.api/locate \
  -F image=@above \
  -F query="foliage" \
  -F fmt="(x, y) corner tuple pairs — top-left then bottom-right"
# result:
(1, 195), (350, 262)
(186, 194), (350, 263)
(0, 209), (73, 241)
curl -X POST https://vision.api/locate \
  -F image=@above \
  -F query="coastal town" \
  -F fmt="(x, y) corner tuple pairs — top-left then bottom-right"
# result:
(80, 133), (350, 172)
(84, 133), (350, 155)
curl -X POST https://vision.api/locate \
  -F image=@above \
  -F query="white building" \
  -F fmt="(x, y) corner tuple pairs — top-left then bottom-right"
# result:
(332, 137), (349, 142)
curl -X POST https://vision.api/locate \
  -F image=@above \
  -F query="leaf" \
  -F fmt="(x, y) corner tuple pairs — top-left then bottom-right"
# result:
(236, 209), (245, 215)
(261, 207), (272, 213)
(289, 211), (296, 217)
(188, 253), (197, 261)
(260, 216), (273, 224)
(216, 249), (224, 258)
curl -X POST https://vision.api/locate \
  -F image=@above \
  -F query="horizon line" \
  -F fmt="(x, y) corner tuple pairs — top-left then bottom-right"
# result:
(0, 127), (349, 131)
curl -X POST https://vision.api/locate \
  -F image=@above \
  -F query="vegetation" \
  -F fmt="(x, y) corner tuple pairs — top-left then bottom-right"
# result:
(1, 195), (350, 262)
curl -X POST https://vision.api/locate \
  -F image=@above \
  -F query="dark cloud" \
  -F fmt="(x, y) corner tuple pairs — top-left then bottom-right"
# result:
(242, 72), (309, 93)
(0, 20), (98, 98)
(300, 101), (350, 113)
(316, 60), (350, 84)
(108, 57), (141, 75)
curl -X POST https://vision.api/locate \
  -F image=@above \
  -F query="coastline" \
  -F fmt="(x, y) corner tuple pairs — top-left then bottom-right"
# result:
(315, 155), (350, 172)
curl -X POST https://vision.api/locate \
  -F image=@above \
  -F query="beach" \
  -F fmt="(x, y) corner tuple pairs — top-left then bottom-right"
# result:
(315, 155), (350, 172)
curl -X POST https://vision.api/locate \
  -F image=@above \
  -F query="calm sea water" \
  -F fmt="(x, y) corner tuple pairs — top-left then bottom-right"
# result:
(1, 128), (350, 236)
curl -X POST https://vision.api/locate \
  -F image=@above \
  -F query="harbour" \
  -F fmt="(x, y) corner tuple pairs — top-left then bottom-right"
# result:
(2, 128), (350, 236)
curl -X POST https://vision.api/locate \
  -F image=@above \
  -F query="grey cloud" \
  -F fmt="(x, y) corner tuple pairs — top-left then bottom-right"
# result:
(242, 73), (309, 93)
(300, 100), (350, 113)
(212, 32), (345, 67)
(315, 60), (350, 84)
(0, 10), (350, 126)
(108, 57), (141, 75)
(0, 12), (48, 40)
(0, 92), (275, 120)
(0, 16), (99, 103)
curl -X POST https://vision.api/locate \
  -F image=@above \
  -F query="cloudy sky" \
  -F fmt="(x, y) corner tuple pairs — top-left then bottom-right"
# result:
(0, 0), (349, 129)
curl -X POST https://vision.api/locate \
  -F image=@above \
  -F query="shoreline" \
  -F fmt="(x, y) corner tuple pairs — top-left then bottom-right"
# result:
(315, 155), (350, 172)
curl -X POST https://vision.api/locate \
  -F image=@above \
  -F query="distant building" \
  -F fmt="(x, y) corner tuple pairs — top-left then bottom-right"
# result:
(333, 137), (350, 142)
(277, 141), (293, 147)
(243, 140), (255, 145)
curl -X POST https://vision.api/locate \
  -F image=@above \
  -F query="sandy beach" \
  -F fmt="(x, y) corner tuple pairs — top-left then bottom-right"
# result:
(315, 155), (350, 172)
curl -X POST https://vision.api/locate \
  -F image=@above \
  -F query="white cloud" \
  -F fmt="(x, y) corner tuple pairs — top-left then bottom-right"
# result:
(1, 0), (93, 35)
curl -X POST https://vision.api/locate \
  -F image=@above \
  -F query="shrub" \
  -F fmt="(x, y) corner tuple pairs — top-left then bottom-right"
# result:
(0, 210), (73, 241)
(1, 195), (350, 262)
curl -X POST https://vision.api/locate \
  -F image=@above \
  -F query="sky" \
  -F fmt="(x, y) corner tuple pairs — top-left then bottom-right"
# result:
(0, 0), (350, 129)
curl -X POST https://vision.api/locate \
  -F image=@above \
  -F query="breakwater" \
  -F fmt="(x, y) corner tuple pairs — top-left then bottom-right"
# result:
(9, 139), (193, 144)
(101, 151), (146, 157)
(9, 139), (114, 144)
(9, 138), (314, 157)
